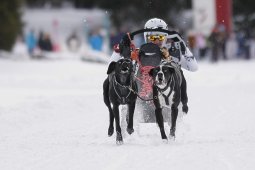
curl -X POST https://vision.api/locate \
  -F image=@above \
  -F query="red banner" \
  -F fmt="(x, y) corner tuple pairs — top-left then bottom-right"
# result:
(215, 0), (232, 32)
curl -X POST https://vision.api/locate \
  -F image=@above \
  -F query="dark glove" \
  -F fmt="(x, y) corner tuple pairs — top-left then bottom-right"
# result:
(170, 31), (187, 55)
(179, 41), (187, 55)
(169, 42), (180, 62)
(119, 33), (131, 58)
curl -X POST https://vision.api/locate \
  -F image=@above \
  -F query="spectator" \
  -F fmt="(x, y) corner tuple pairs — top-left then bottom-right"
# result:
(110, 27), (126, 50)
(187, 32), (196, 54)
(196, 33), (207, 59)
(208, 26), (222, 62)
(25, 29), (37, 56)
(236, 30), (246, 58)
(88, 28), (103, 51)
(244, 28), (252, 59)
(218, 24), (227, 60)
(250, 35), (255, 59)
(38, 32), (53, 51)
(225, 32), (238, 59)
(38, 31), (44, 50)
(12, 35), (28, 58)
(66, 31), (81, 52)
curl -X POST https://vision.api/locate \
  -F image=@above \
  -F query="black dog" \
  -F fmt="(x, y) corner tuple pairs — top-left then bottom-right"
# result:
(103, 58), (137, 145)
(149, 62), (183, 141)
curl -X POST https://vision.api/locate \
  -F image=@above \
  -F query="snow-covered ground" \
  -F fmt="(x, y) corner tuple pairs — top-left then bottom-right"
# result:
(0, 58), (255, 170)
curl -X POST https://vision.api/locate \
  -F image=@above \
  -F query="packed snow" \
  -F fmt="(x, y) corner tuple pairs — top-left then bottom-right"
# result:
(0, 58), (255, 170)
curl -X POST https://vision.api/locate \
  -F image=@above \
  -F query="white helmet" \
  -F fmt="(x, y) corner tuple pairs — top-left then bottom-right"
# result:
(144, 18), (168, 43)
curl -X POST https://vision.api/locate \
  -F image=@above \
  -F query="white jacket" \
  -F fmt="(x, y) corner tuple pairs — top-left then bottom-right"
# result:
(172, 47), (198, 72)
(109, 46), (198, 72)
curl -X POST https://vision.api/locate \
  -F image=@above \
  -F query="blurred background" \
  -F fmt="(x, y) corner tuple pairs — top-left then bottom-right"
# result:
(0, 0), (255, 62)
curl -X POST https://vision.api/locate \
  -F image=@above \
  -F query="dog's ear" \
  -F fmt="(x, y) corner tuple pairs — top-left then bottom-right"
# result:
(149, 68), (154, 77)
(107, 62), (116, 74)
(168, 67), (175, 73)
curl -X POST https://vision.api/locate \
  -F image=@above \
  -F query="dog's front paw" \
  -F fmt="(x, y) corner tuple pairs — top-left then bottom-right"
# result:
(169, 135), (175, 141)
(169, 129), (176, 140)
(182, 105), (189, 114)
(116, 132), (123, 145)
(126, 128), (134, 135)
(162, 139), (168, 144)
(108, 127), (114, 137)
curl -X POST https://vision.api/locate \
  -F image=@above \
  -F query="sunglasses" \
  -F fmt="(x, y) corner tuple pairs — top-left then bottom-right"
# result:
(148, 35), (165, 41)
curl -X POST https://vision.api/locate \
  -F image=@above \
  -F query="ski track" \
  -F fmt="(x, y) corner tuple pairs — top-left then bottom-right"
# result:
(0, 59), (255, 170)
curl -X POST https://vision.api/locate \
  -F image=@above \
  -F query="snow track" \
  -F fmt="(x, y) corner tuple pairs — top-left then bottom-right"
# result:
(0, 59), (255, 170)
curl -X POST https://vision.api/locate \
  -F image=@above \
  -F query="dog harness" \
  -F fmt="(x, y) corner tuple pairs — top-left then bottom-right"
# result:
(155, 74), (175, 106)
(153, 62), (181, 106)
(113, 75), (133, 104)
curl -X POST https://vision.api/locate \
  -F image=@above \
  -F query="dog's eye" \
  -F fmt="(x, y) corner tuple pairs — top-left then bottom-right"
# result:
(163, 68), (168, 73)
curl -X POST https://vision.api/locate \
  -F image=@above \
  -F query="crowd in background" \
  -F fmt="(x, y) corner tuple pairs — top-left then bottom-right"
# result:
(12, 23), (255, 62)
(12, 27), (105, 59)
(13, 29), (56, 59)
(187, 24), (255, 62)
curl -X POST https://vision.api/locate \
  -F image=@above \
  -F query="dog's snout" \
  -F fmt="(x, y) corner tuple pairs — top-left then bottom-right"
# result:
(122, 62), (128, 67)
(158, 72), (163, 78)
(120, 61), (130, 72)
(157, 72), (164, 82)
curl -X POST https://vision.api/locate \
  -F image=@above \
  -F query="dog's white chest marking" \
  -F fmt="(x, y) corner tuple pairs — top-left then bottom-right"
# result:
(158, 87), (175, 108)
(155, 66), (174, 108)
